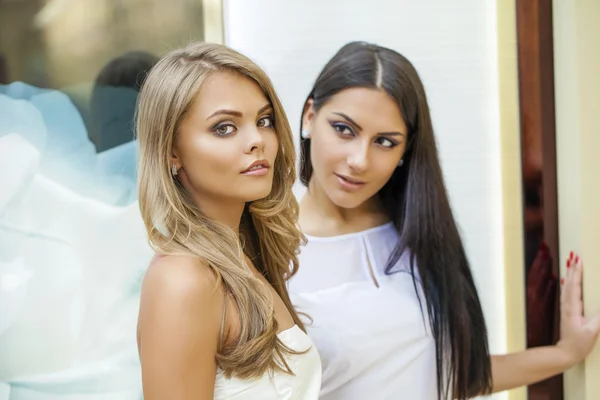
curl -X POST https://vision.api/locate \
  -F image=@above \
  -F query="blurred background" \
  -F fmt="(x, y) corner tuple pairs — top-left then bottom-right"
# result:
(0, 1), (209, 399)
(0, 1), (597, 400)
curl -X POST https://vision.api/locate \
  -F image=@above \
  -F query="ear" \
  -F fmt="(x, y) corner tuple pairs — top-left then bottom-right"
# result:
(170, 143), (181, 170)
(302, 98), (316, 133)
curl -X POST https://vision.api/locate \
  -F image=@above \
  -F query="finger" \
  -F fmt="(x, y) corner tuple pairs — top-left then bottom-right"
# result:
(571, 256), (583, 311)
(572, 255), (582, 283)
(564, 253), (577, 287)
(564, 260), (576, 316)
(565, 255), (584, 316)
(561, 254), (577, 313)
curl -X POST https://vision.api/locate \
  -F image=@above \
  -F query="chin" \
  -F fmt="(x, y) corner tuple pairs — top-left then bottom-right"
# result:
(241, 183), (274, 203)
(328, 189), (368, 210)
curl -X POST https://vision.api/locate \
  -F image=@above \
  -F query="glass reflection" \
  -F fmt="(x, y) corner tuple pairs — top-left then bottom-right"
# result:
(0, 1), (211, 398)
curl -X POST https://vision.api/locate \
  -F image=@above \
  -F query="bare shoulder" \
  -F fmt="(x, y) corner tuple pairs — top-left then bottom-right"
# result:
(137, 254), (224, 399)
(138, 254), (224, 336)
(138, 253), (224, 342)
(141, 254), (221, 303)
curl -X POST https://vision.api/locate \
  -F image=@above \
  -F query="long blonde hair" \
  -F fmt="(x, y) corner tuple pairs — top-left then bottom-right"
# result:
(136, 42), (305, 379)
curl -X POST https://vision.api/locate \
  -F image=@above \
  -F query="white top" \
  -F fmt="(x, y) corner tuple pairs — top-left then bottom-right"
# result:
(289, 223), (438, 400)
(214, 325), (322, 399)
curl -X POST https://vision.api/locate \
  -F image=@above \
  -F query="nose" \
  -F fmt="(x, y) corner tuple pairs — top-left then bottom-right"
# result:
(244, 126), (265, 154)
(346, 141), (369, 173)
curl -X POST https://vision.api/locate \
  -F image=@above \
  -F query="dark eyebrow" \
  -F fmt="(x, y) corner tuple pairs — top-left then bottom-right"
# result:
(333, 112), (363, 131)
(206, 109), (243, 120)
(378, 131), (406, 137)
(333, 112), (406, 137)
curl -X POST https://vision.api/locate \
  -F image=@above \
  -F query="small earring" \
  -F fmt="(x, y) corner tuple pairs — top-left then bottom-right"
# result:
(171, 163), (178, 176)
(397, 159), (404, 167)
(301, 129), (311, 139)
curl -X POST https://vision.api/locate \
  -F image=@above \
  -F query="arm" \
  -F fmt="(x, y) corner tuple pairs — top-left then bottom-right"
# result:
(490, 346), (573, 392)
(137, 255), (223, 400)
(488, 255), (600, 394)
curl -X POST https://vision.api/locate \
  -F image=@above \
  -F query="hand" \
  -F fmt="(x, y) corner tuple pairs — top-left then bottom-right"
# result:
(526, 242), (557, 348)
(556, 253), (600, 365)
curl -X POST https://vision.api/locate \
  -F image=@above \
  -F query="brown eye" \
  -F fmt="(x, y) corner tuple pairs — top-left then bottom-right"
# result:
(331, 123), (353, 136)
(376, 137), (396, 148)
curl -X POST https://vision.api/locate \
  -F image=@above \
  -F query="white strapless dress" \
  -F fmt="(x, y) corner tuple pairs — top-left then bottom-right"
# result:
(214, 325), (322, 399)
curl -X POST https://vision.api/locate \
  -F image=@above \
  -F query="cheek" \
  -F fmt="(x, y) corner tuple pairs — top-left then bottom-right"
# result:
(372, 151), (400, 177)
(180, 135), (239, 181)
(373, 162), (398, 187)
(265, 131), (279, 158)
(310, 129), (344, 172)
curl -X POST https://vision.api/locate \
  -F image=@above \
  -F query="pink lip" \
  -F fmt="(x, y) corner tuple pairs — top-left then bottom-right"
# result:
(241, 159), (270, 176)
(335, 173), (366, 191)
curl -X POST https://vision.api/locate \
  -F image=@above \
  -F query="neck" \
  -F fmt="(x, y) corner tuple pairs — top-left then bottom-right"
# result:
(299, 176), (389, 237)
(192, 193), (245, 234)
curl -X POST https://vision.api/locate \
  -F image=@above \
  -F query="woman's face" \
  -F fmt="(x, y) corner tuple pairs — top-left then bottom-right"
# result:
(303, 87), (408, 209)
(172, 71), (279, 211)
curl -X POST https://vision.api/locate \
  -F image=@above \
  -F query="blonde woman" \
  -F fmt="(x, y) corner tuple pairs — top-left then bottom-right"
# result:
(135, 42), (321, 399)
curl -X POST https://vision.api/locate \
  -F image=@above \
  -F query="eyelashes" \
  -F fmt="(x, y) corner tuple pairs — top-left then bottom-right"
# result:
(332, 122), (353, 136)
(214, 123), (236, 136)
(257, 115), (274, 128)
(212, 115), (275, 137)
(377, 137), (397, 148)
(329, 121), (399, 148)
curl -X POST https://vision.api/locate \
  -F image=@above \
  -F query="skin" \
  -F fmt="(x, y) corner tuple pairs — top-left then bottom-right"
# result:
(300, 88), (407, 236)
(171, 72), (278, 228)
(137, 71), (296, 400)
(299, 87), (600, 395)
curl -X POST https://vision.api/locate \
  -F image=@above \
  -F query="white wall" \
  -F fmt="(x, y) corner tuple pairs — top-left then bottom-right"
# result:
(554, 0), (600, 398)
(225, 1), (506, 398)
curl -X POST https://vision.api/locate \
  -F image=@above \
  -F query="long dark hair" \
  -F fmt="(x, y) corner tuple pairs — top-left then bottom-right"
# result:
(299, 41), (492, 399)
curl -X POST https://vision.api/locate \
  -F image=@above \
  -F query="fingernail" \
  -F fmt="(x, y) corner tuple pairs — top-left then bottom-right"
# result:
(570, 251), (574, 259)
(567, 259), (571, 268)
(575, 255), (579, 264)
(561, 278), (565, 285)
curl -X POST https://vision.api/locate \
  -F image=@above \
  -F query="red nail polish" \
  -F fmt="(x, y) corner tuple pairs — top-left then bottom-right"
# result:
(570, 251), (574, 259)
(561, 278), (565, 285)
(567, 259), (571, 268)
(575, 256), (579, 264)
